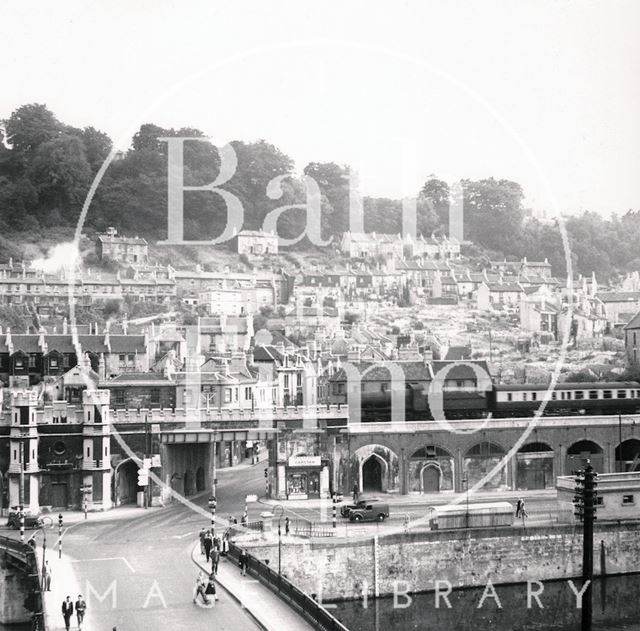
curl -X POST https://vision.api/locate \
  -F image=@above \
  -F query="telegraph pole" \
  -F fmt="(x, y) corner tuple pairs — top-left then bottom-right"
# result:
(574, 461), (597, 631)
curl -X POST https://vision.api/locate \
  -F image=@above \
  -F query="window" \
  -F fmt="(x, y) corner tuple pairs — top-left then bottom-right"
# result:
(245, 387), (252, 400)
(114, 390), (125, 405)
(381, 383), (388, 392)
(618, 390), (627, 399)
(297, 373), (302, 387)
(595, 496), (603, 506)
(150, 388), (160, 405)
(50, 357), (58, 368)
(63, 354), (70, 368)
(28, 354), (36, 368)
(507, 393), (513, 402)
(589, 390), (598, 399)
(575, 391), (584, 400)
(284, 374), (289, 389)
(234, 388), (238, 402)
(622, 494), (635, 505)
(225, 389), (232, 403)
(603, 390), (612, 399)
(551, 392), (557, 400)
(531, 392), (537, 401)
(522, 393), (527, 401)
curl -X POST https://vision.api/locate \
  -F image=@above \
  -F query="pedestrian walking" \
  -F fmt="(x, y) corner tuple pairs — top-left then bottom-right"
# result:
(204, 573), (218, 605)
(352, 483), (359, 502)
(75, 594), (87, 630)
(199, 527), (207, 555)
(61, 596), (73, 631)
(193, 571), (206, 604)
(44, 560), (51, 591)
(515, 498), (524, 518)
(239, 549), (248, 576)
(211, 546), (220, 575)
(27, 536), (36, 549)
(221, 531), (229, 557)
(203, 530), (213, 562)
(284, 516), (290, 535)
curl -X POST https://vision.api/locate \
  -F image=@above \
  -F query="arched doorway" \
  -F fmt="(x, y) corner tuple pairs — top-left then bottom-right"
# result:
(421, 465), (441, 493)
(183, 470), (194, 496)
(115, 459), (138, 505)
(516, 442), (554, 490)
(362, 456), (384, 492)
(615, 439), (640, 472)
(566, 440), (603, 473)
(195, 467), (205, 492)
(409, 445), (454, 493)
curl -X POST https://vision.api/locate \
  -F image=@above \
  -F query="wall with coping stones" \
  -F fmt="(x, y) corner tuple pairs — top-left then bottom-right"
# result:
(240, 522), (640, 601)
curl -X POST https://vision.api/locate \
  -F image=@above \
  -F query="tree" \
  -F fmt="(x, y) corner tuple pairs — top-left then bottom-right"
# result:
(3, 103), (63, 156)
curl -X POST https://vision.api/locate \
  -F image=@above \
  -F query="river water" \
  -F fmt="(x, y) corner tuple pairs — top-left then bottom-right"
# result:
(335, 574), (640, 630)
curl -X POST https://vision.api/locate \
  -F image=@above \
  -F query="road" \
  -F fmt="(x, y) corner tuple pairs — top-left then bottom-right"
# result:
(40, 462), (268, 631)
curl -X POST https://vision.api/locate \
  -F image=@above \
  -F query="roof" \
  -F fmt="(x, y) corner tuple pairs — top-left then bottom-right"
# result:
(623, 311), (640, 330)
(485, 282), (523, 293)
(103, 372), (174, 386)
(98, 235), (147, 245)
(431, 360), (492, 381)
(330, 361), (432, 382)
(597, 292), (640, 303)
(0, 334), (147, 354)
(237, 230), (277, 239)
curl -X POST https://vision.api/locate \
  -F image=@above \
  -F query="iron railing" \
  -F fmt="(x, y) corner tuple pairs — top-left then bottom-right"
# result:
(227, 541), (348, 631)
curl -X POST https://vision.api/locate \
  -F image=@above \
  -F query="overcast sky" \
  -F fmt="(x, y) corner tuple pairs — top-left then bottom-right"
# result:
(2, 0), (639, 216)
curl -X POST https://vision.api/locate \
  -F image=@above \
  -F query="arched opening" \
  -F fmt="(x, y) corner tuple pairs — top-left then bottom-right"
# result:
(195, 466), (205, 492)
(566, 440), (603, 474)
(421, 464), (441, 493)
(183, 470), (194, 496)
(115, 459), (138, 505)
(362, 456), (384, 492)
(464, 441), (507, 490)
(615, 439), (640, 472)
(409, 445), (453, 493)
(516, 442), (554, 490)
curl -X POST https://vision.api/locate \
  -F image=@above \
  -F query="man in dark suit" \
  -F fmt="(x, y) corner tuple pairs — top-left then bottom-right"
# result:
(61, 596), (73, 631)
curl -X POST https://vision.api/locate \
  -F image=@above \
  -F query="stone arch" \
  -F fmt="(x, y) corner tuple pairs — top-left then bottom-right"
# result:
(352, 444), (400, 494)
(420, 462), (442, 493)
(516, 442), (554, 490)
(464, 441), (507, 491)
(615, 439), (640, 472)
(362, 454), (386, 492)
(566, 439), (604, 473)
(409, 445), (454, 493)
(113, 458), (138, 505)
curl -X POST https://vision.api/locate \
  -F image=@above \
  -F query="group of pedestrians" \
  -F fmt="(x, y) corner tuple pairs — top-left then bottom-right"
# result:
(61, 594), (87, 631)
(193, 571), (219, 606)
(199, 527), (230, 565)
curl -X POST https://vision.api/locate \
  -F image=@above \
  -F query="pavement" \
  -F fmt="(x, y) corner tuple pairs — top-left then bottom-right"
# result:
(191, 542), (313, 631)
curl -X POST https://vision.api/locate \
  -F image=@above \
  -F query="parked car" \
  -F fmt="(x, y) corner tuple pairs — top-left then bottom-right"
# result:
(7, 507), (43, 530)
(340, 497), (380, 518)
(349, 501), (390, 522)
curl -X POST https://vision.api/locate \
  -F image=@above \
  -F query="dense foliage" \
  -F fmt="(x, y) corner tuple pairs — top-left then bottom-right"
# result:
(1, 104), (638, 279)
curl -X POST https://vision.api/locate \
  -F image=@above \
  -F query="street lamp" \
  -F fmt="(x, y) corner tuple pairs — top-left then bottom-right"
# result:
(208, 496), (217, 539)
(273, 504), (284, 578)
(37, 517), (53, 590)
(462, 473), (469, 529)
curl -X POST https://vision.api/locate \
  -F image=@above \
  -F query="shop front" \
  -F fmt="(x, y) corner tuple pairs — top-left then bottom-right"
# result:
(280, 455), (330, 500)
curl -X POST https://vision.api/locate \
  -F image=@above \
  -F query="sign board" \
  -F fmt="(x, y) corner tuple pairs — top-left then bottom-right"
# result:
(151, 424), (161, 434)
(143, 458), (152, 470)
(288, 456), (321, 468)
(151, 455), (161, 468)
(245, 494), (258, 502)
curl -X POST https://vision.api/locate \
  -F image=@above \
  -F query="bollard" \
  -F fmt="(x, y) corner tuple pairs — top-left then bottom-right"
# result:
(332, 494), (337, 529)
(19, 505), (24, 544)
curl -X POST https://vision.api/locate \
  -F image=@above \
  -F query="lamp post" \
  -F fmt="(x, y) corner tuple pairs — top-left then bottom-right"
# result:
(211, 428), (217, 535)
(19, 439), (25, 543)
(462, 473), (469, 529)
(273, 504), (284, 578)
(38, 517), (53, 591)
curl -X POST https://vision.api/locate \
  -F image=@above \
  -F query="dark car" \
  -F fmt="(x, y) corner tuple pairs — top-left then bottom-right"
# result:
(7, 507), (43, 530)
(340, 497), (380, 518)
(349, 501), (390, 522)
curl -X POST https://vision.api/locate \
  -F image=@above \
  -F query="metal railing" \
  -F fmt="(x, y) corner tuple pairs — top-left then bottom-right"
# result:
(228, 541), (348, 631)
(0, 535), (47, 630)
(290, 518), (335, 538)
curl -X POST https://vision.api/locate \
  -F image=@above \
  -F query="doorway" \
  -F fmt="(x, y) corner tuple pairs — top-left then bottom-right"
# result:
(362, 456), (383, 492)
(421, 465), (441, 493)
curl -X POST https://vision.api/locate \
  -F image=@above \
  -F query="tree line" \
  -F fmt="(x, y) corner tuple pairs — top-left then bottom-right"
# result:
(1, 103), (638, 279)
